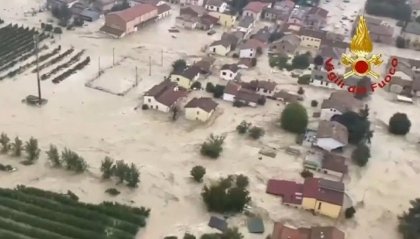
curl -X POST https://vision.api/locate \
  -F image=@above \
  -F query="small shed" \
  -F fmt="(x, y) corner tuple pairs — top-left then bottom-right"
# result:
(79, 9), (100, 22)
(247, 217), (264, 233)
(208, 216), (227, 232)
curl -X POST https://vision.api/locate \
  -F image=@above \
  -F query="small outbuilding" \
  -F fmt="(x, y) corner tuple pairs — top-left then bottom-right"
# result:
(247, 217), (265, 233)
(78, 9), (101, 22)
(208, 216), (227, 232)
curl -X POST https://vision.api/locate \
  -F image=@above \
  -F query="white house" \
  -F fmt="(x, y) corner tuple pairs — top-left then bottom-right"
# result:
(242, 1), (270, 20)
(298, 28), (327, 49)
(320, 91), (364, 121)
(204, 0), (228, 12)
(220, 64), (240, 81)
(309, 70), (342, 90)
(208, 39), (232, 56)
(143, 80), (188, 113)
(239, 39), (263, 58)
(315, 120), (348, 152)
(223, 81), (241, 102)
(180, 0), (205, 6)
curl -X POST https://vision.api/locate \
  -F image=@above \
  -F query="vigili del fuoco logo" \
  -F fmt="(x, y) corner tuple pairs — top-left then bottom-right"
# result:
(324, 16), (398, 94)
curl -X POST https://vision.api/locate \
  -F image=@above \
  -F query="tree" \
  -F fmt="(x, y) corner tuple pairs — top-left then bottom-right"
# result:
(114, 160), (129, 184)
(292, 53), (310, 69)
(101, 156), (115, 179)
(213, 85), (225, 98)
(248, 126), (264, 139)
(396, 36), (406, 48)
(313, 55), (323, 69)
(300, 170), (313, 178)
(345, 207), (356, 219)
(236, 121), (251, 134)
(351, 144), (370, 167)
(24, 137), (41, 163)
(53, 27), (63, 34)
(0, 133), (10, 153)
(52, 5), (72, 26)
(11, 137), (23, 157)
(172, 59), (187, 73)
(206, 82), (215, 93)
(235, 174), (249, 188)
(191, 81), (202, 90)
(257, 96), (266, 105)
(389, 113), (411, 135)
(200, 234), (220, 239)
(280, 102), (308, 134)
(190, 165), (206, 182)
(333, 111), (370, 144)
(220, 227), (244, 239)
(297, 87), (304, 95)
(297, 74), (311, 85)
(200, 134), (226, 159)
(125, 163), (140, 188)
(311, 100), (318, 107)
(46, 144), (61, 167)
(183, 233), (196, 239)
(398, 198), (420, 239)
(61, 149), (87, 172)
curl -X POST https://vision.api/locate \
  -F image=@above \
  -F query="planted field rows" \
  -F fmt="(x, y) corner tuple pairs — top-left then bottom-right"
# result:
(0, 186), (150, 239)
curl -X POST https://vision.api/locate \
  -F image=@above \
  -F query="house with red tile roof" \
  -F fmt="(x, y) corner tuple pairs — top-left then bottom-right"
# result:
(184, 97), (218, 121)
(267, 177), (345, 218)
(320, 91), (364, 121)
(305, 6), (328, 30)
(242, 1), (271, 20)
(315, 120), (348, 152)
(100, 4), (158, 37)
(222, 81), (262, 107)
(243, 80), (277, 97)
(143, 80), (188, 112)
(239, 39), (265, 58)
(304, 150), (348, 180)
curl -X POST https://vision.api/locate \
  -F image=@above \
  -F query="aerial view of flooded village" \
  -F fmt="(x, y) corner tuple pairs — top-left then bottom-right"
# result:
(0, 0), (420, 238)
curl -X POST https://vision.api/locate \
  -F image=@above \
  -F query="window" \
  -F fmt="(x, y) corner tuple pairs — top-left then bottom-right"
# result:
(177, 78), (180, 81)
(213, 48), (216, 53)
(148, 99), (151, 103)
(249, 53), (252, 57)
(197, 111), (200, 115)
(229, 73), (232, 77)
(156, 106), (158, 110)
(222, 72), (226, 75)
(318, 202), (322, 210)
(263, 89), (267, 93)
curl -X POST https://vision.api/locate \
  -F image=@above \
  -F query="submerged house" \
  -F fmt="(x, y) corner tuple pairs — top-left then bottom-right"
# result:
(143, 80), (188, 112)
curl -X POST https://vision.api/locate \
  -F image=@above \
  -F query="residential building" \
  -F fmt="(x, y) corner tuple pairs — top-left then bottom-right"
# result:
(236, 16), (255, 35)
(411, 0), (420, 19)
(100, 4), (158, 37)
(193, 56), (215, 74)
(298, 28), (327, 49)
(267, 178), (345, 218)
(180, 0), (205, 7)
(220, 64), (240, 81)
(304, 150), (348, 180)
(239, 39), (264, 58)
(209, 12), (237, 27)
(179, 5), (206, 17)
(402, 22), (420, 50)
(143, 80), (188, 112)
(170, 65), (201, 88)
(223, 81), (242, 102)
(309, 70), (342, 90)
(320, 91), (364, 120)
(93, 0), (117, 13)
(352, 16), (394, 45)
(47, 0), (79, 9)
(242, 1), (270, 20)
(250, 26), (272, 45)
(305, 6), (328, 30)
(273, 90), (302, 103)
(184, 97), (218, 121)
(237, 58), (255, 69)
(134, 0), (166, 5)
(204, 0), (228, 12)
(176, 15), (199, 29)
(262, 0), (294, 22)
(271, 223), (345, 239)
(198, 14), (219, 30)
(208, 39), (232, 55)
(269, 34), (300, 55)
(287, 7), (310, 26)
(221, 31), (243, 50)
(315, 120), (348, 152)
(77, 9), (101, 22)
(244, 80), (277, 97)
(157, 3), (171, 19)
(223, 81), (261, 106)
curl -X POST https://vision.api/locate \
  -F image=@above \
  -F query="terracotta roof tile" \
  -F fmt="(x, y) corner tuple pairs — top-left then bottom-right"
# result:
(184, 97), (218, 112)
(243, 1), (270, 13)
(317, 120), (348, 145)
(108, 4), (157, 22)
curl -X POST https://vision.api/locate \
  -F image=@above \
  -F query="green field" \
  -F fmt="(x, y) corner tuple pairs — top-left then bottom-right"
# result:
(0, 185), (150, 239)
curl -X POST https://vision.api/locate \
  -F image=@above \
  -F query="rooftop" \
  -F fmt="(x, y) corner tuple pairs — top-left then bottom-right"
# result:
(184, 97), (218, 112)
(316, 120), (349, 145)
(243, 1), (270, 13)
(108, 4), (157, 22)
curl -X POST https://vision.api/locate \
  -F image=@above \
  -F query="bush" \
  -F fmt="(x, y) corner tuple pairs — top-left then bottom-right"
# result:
(141, 104), (149, 110)
(183, 233), (196, 239)
(280, 102), (308, 134)
(311, 100), (318, 107)
(190, 165), (206, 182)
(105, 188), (121, 196)
(345, 207), (356, 219)
(233, 100), (244, 107)
(232, 53), (239, 58)
(53, 27), (62, 34)
(164, 237), (178, 239)
(100, 156), (114, 179)
(292, 53), (310, 69)
(213, 85), (225, 98)
(388, 113), (411, 135)
(248, 126), (265, 139)
(300, 170), (313, 178)
(398, 198), (420, 239)
(297, 87), (304, 95)
(191, 81), (202, 90)
(396, 36), (406, 48)
(24, 137), (41, 163)
(46, 145), (61, 167)
(172, 59), (186, 73)
(200, 134), (226, 159)
(0, 133), (10, 153)
(257, 97), (266, 105)
(206, 82), (215, 93)
(236, 121), (251, 134)
(11, 137), (23, 157)
(297, 75), (311, 85)
(236, 175), (249, 188)
(351, 144), (370, 167)
(333, 111), (370, 145)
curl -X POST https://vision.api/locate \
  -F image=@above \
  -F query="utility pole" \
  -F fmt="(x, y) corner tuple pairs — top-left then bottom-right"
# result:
(34, 34), (42, 104)
(149, 56), (151, 76)
(112, 48), (115, 66)
(98, 57), (101, 77)
(161, 49), (163, 67)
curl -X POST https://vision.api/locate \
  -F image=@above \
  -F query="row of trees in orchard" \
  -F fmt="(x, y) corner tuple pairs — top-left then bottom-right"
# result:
(0, 133), (40, 165)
